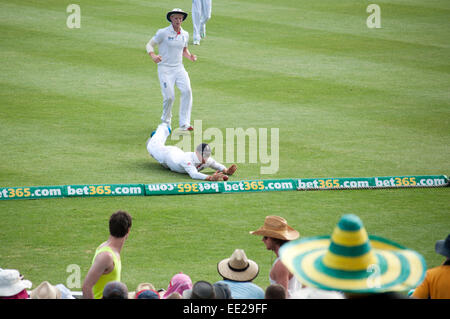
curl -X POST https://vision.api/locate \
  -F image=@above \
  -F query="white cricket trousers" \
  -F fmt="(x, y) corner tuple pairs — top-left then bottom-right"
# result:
(158, 64), (192, 129)
(192, 0), (212, 43)
(146, 123), (171, 167)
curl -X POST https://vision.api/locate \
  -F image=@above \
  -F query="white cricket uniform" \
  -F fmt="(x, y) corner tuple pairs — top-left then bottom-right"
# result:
(192, 0), (212, 43)
(146, 124), (226, 180)
(146, 25), (193, 129)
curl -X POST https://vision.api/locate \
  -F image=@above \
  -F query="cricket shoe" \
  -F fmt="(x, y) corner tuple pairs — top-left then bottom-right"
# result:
(180, 125), (193, 131)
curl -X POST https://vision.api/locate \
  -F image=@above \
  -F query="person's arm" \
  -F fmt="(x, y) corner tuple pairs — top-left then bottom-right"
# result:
(183, 47), (197, 62)
(206, 159), (237, 176)
(182, 161), (226, 181)
(270, 260), (291, 298)
(205, 157), (226, 172)
(411, 271), (430, 299)
(82, 251), (113, 299)
(146, 38), (162, 63)
(183, 163), (208, 180)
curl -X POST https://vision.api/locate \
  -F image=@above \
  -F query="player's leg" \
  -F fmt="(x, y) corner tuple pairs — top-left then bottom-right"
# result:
(146, 123), (172, 164)
(176, 67), (193, 130)
(192, 0), (202, 44)
(158, 67), (176, 126)
(200, 0), (212, 38)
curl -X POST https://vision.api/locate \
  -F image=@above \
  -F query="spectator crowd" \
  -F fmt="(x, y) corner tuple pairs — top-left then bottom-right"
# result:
(1, 211), (448, 299)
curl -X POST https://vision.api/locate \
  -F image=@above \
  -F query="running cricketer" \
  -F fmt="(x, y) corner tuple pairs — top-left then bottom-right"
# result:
(146, 123), (237, 181)
(146, 8), (196, 131)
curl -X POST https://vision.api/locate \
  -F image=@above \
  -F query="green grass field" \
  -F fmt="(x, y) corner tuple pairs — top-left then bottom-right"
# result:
(1, 0), (449, 296)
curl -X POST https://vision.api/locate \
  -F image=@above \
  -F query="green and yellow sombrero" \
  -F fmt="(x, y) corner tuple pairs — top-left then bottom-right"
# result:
(279, 214), (426, 293)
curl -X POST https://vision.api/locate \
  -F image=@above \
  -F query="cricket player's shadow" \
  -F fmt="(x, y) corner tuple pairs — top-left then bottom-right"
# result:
(135, 160), (166, 174)
(134, 160), (191, 180)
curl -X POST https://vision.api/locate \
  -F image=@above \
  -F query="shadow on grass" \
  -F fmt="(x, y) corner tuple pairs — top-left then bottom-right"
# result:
(132, 160), (193, 182)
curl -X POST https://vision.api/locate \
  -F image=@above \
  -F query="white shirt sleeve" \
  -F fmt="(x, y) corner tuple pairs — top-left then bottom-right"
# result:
(206, 157), (226, 172)
(146, 29), (165, 53)
(146, 38), (157, 54)
(153, 28), (165, 44)
(182, 162), (208, 180)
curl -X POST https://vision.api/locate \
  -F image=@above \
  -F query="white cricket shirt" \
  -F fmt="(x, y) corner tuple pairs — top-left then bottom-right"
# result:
(164, 146), (226, 180)
(147, 25), (189, 67)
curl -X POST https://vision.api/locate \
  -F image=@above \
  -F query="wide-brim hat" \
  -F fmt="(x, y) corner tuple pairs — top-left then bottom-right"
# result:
(166, 8), (188, 22)
(435, 234), (450, 258)
(0, 269), (32, 297)
(217, 249), (259, 282)
(279, 214), (426, 293)
(250, 216), (299, 241)
(31, 281), (62, 299)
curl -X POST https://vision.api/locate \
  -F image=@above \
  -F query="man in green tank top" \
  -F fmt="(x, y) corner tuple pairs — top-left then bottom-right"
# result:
(82, 211), (132, 299)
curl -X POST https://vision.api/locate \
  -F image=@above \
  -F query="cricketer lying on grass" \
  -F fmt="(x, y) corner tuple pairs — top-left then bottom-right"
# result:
(146, 123), (237, 181)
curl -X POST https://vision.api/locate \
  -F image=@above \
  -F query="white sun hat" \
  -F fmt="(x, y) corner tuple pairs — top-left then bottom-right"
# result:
(0, 268), (33, 297)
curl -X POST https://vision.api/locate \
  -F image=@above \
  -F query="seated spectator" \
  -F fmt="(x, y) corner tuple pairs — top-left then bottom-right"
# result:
(165, 292), (182, 299)
(412, 234), (450, 299)
(163, 272), (193, 299)
(213, 282), (232, 299)
(279, 214), (426, 299)
(136, 289), (160, 299)
(0, 268), (32, 299)
(289, 287), (344, 299)
(215, 249), (265, 299)
(265, 284), (286, 299)
(31, 281), (62, 299)
(102, 281), (128, 299)
(128, 282), (156, 299)
(183, 281), (216, 299)
(250, 216), (302, 297)
(55, 284), (76, 299)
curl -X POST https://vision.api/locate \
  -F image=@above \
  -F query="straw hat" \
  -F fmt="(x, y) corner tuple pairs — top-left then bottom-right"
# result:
(279, 214), (426, 293)
(250, 216), (299, 241)
(0, 269), (32, 297)
(31, 281), (62, 299)
(166, 8), (188, 22)
(217, 249), (259, 282)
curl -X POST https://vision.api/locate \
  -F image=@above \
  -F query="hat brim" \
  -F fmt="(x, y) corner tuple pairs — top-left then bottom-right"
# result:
(166, 11), (188, 22)
(250, 227), (299, 241)
(217, 258), (259, 282)
(280, 235), (426, 293)
(0, 279), (32, 297)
